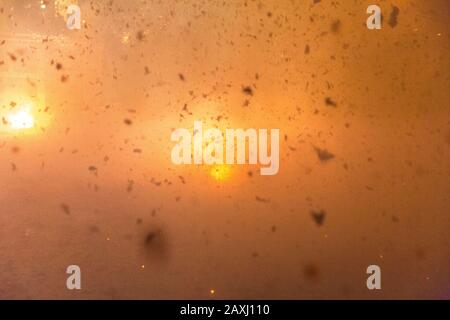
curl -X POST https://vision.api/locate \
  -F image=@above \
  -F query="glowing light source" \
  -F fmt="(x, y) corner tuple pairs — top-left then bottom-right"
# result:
(6, 105), (35, 129)
(121, 32), (131, 44)
(210, 164), (231, 181)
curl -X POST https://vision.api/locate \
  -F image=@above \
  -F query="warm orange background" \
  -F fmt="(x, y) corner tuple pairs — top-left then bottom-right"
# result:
(0, 0), (449, 299)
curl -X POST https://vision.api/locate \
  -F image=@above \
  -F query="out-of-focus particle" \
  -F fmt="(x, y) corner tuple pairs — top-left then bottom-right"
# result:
(60, 203), (71, 215)
(325, 97), (337, 107)
(255, 195), (270, 203)
(303, 264), (320, 281)
(127, 180), (134, 192)
(242, 86), (253, 96)
(388, 6), (400, 28)
(7, 53), (16, 61)
(136, 30), (145, 41)
(304, 44), (310, 54)
(314, 146), (335, 161)
(311, 210), (326, 226)
(89, 226), (100, 233)
(331, 20), (341, 33)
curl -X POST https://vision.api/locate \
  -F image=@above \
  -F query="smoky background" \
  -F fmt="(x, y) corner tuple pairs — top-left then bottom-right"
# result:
(0, 0), (449, 299)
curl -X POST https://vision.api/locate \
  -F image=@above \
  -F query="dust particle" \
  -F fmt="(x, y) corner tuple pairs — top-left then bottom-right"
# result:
(60, 203), (71, 215)
(389, 6), (400, 28)
(311, 210), (326, 226)
(303, 264), (320, 280)
(314, 147), (335, 162)
(242, 86), (253, 96)
(325, 97), (337, 107)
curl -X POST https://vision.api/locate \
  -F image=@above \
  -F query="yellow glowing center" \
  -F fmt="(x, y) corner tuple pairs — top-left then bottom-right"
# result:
(210, 164), (231, 181)
(7, 110), (34, 129)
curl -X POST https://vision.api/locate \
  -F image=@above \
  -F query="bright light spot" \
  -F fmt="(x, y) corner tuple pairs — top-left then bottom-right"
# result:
(6, 107), (34, 129)
(210, 164), (231, 181)
(210, 289), (215, 295)
(121, 32), (130, 44)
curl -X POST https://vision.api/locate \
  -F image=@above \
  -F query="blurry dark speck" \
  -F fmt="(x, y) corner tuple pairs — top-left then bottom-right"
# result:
(178, 73), (185, 81)
(389, 6), (400, 28)
(255, 195), (270, 203)
(311, 210), (326, 226)
(89, 225), (100, 233)
(124, 119), (133, 125)
(415, 248), (426, 260)
(304, 44), (310, 54)
(60, 203), (70, 215)
(325, 97), (337, 107)
(8, 52), (16, 61)
(143, 228), (168, 260)
(331, 20), (341, 33)
(303, 264), (320, 281)
(127, 180), (134, 192)
(136, 30), (146, 41)
(242, 86), (253, 96)
(145, 231), (159, 245)
(314, 147), (335, 162)
(88, 165), (97, 171)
